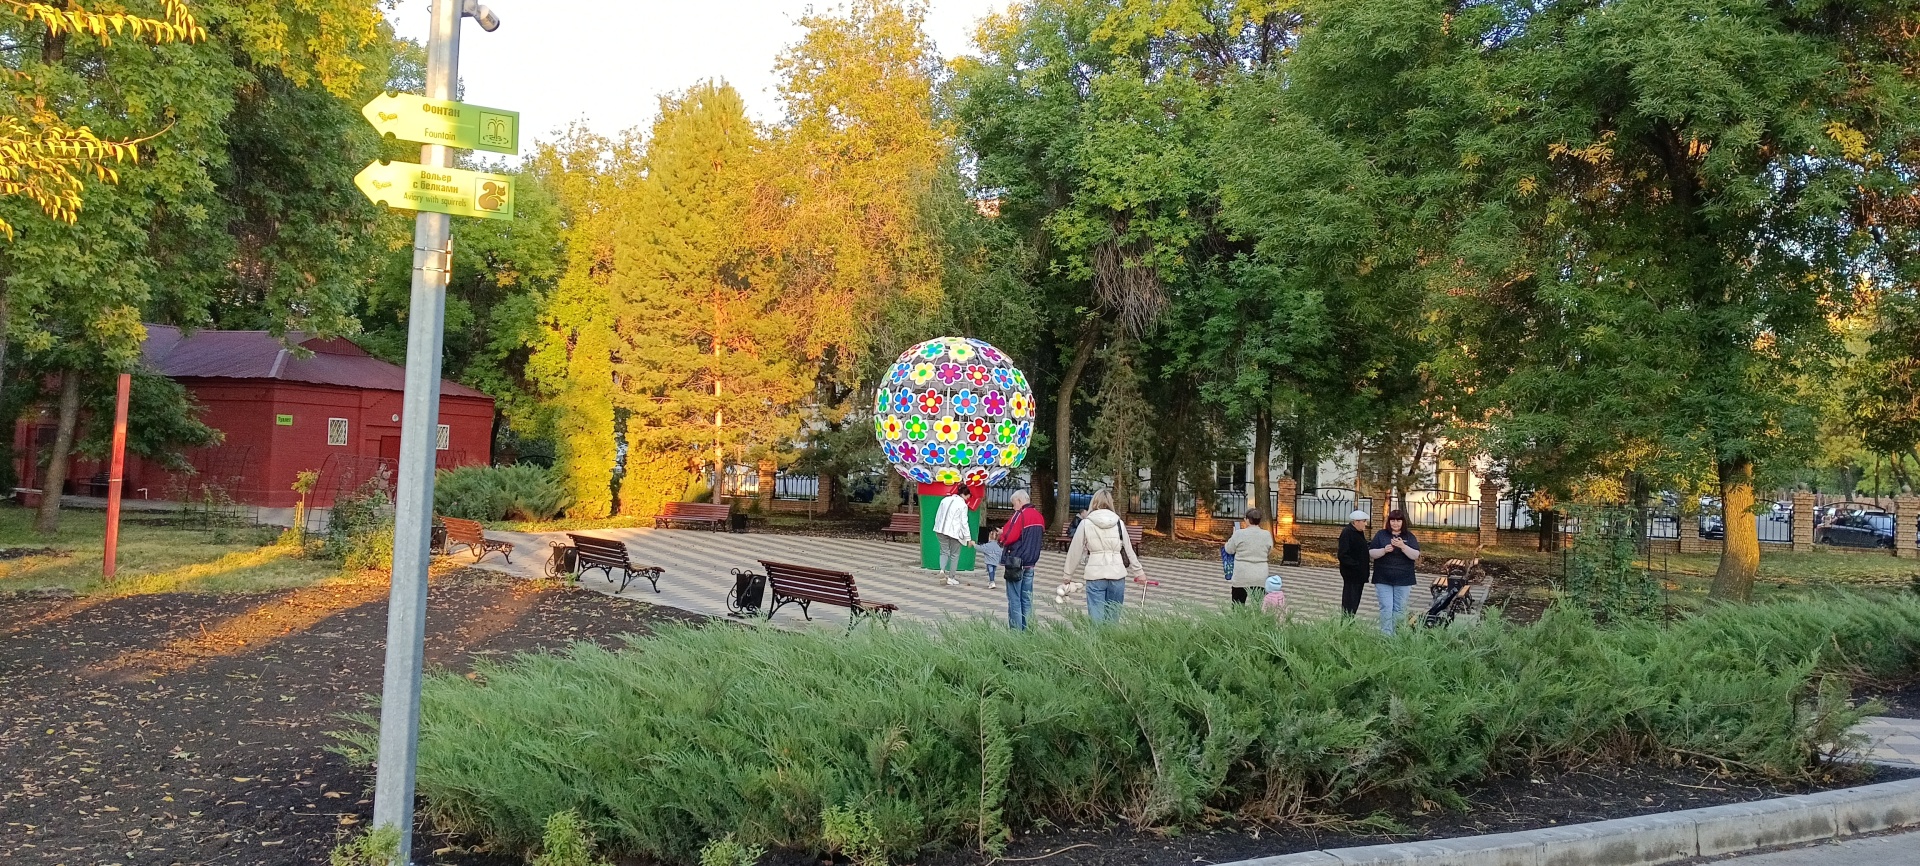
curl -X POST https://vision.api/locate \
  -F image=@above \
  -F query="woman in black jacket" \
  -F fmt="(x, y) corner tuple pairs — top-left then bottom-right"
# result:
(1336, 509), (1370, 616)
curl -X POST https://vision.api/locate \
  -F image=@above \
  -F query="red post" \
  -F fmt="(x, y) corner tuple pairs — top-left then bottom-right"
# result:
(103, 372), (131, 582)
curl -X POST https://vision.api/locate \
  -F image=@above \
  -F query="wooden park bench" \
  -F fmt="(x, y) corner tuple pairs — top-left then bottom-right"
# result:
(758, 559), (897, 634)
(439, 516), (514, 563)
(879, 512), (919, 541)
(1054, 522), (1143, 552)
(567, 533), (664, 594)
(654, 501), (731, 531)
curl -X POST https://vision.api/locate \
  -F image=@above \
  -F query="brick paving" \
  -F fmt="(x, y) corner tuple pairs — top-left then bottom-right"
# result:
(471, 525), (1375, 631)
(1858, 716), (1920, 769)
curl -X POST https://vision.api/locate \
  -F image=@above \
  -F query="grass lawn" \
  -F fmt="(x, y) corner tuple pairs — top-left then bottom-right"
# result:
(0, 503), (339, 596)
(1414, 538), (1920, 613)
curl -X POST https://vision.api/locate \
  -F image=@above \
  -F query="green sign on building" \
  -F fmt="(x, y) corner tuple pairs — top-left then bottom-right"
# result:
(354, 161), (515, 221)
(276, 414), (294, 426)
(361, 92), (519, 155)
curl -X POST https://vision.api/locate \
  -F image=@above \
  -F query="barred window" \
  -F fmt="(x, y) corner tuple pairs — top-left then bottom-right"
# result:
(436, 424), (451, 451)
(327, 418), (349, 446)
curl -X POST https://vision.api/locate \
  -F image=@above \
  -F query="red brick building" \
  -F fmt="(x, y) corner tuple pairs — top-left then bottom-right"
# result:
(11, 325), (495, 508)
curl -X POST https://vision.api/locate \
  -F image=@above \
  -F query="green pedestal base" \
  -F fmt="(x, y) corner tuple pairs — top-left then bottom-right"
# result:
(919, 493), (981, 571)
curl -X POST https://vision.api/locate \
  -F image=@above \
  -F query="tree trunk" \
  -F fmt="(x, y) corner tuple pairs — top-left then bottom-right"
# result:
(1052, 324), (1099, 530)
(1709, 457), (1760, 602)
(0, 282), (10, 395)
(1252, 405), (1272, 528)
(1153, 454), (1175, 536)
(34, 371), (82, 534)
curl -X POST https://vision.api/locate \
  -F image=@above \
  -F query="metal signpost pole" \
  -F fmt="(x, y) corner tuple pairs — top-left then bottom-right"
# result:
(369, 1), (496, 861)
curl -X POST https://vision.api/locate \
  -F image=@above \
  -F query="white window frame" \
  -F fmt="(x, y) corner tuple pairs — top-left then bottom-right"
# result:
(327, 417), (350, 446)
(436, 424), (451, 451)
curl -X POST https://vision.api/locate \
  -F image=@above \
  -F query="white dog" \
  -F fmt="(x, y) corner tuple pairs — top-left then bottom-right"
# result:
(1055, 580), (1084, 605)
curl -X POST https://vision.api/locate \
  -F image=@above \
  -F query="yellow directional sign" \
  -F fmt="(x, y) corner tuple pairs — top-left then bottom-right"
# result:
(361, 92), (519, 154)
(354, 161), (514, 221)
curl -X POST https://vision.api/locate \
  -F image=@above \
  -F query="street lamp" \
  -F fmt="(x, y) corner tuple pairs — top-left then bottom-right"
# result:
(368, 2), (500, 864)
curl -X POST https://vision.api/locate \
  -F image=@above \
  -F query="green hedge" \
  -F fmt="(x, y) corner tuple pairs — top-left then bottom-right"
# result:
(345, 596), (1920, 863)
(434, 464), (572, 522)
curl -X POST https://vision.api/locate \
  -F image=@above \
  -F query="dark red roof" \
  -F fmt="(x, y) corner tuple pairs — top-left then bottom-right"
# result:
(141, 325), (492, 400)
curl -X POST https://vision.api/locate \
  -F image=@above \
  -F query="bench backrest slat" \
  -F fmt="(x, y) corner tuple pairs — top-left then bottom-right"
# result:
(441, 516), (485, 543)
(760, 559), (860, 605)
(660, 502), (730, 519)
(568, 533), (630, 566)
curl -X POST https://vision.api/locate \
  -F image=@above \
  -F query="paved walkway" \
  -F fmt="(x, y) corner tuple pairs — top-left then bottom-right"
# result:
(1859, 715), (1920, 768)
(1701, 828), (1920, 864)
(472, 526), (1365, 631)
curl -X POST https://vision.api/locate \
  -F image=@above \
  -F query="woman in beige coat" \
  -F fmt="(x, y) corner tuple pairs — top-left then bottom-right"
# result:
(1062, 489), (1145, 623)
(1222, 507), (1273, 605)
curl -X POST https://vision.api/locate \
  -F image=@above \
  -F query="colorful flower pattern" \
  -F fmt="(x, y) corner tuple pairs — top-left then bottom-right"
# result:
(876, 337), (1034, 487)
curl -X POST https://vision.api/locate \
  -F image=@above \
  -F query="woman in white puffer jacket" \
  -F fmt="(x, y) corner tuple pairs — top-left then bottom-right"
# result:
(1062, 489), (1145, 623)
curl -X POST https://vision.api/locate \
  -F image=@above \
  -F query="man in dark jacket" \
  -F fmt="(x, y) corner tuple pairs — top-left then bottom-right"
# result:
(1336, 509), (1371, 616)
(997, 491), (1048, 630)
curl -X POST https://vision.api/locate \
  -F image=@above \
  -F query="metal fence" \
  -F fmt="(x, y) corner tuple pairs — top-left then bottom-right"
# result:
(1497, 500), (1536, 530)
(717, 466), (823, 501)
(1296, 488), (1371, 524)
(1756, 513), (1793, 545)
(1405, 497), (1479, 530)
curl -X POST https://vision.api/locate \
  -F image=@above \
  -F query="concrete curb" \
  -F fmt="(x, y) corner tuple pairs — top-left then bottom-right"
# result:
(1220, 776), (1920, 866)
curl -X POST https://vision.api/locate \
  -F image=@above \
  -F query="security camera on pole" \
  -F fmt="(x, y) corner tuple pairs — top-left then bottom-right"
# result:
(357, 1), (511, 862)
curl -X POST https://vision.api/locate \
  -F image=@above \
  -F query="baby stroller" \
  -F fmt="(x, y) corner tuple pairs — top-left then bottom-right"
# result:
(1423, 558), (1487, 627)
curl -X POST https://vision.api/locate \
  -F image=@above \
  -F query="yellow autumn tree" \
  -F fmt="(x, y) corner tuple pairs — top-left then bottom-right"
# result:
(0, 0), (206, 238)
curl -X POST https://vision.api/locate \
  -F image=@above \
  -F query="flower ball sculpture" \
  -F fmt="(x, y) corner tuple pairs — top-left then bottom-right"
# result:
(873, 337), (1034, 488)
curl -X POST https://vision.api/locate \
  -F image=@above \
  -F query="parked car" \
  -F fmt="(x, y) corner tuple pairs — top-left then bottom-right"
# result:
(1815, 507), (1896, 548)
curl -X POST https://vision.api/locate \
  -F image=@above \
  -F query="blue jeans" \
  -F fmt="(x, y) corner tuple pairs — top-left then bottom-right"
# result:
(1004, 566), (1034, 630)
(1375, 583), (1413, 635)
(1085, 578), (1126, 624)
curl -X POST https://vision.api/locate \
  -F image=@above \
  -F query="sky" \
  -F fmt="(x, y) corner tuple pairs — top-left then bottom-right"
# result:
(384, 0), (1008, 146)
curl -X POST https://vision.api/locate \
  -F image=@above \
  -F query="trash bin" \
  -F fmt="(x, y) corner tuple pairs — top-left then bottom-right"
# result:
(1280, 542), (1302, 566)
(430, 523), (448, 555)
(730, 512), (749, 533)
(546, 542), (577, 579)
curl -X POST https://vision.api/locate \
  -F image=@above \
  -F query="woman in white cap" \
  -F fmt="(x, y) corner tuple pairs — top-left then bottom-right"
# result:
(1336, 509), (1370, 617)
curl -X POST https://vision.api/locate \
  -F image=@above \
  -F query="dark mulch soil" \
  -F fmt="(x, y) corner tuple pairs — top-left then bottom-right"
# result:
(906, 763), (1916, 866)
(1, 567), (1910, 866)
(0, 570), (702, 866)
(0, 546), (64, 561)
(1861, 678), (1920, 720)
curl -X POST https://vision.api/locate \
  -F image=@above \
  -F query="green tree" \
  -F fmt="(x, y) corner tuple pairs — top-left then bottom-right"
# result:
(611, 81), (808, 515)
(768, 0), (951, 511)
(956, 0), (1312, 525)
(2, 0), (397, 531)
(524, 127), (634, 518)
(1269, 0), (1920, 598)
